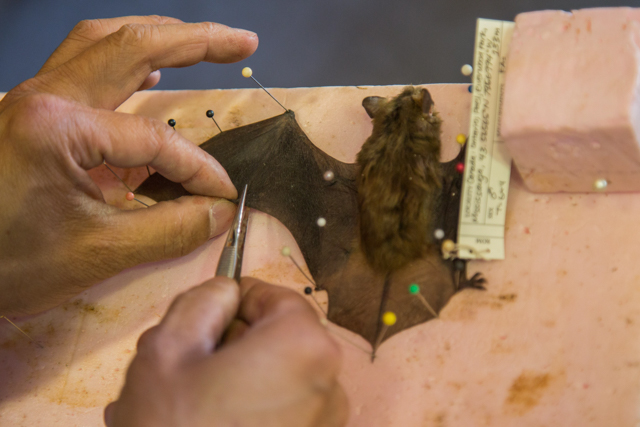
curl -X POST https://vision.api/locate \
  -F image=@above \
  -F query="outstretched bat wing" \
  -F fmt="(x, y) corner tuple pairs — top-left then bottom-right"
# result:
(136, 111), (469, 350)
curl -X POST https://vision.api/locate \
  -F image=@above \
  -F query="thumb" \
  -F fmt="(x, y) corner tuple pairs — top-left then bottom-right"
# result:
(102, 196), (235, 269)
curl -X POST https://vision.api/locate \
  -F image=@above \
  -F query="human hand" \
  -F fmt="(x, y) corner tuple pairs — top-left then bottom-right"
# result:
(0, 16), (258, 316)
(105, 277), (348, 427)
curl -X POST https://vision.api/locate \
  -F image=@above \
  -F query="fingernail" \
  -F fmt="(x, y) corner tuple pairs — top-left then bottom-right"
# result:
(209, 199), (236, 239)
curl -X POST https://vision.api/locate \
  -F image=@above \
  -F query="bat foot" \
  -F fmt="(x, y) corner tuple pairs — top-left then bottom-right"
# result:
(458, 272), (486, 291)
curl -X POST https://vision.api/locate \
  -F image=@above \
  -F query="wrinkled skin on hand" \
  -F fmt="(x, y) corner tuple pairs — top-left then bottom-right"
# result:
(105, 277), (348, 427)
(0, 16), (259, 316)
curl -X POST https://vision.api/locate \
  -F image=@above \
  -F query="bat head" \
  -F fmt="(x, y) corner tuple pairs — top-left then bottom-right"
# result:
(362, 86), (441, 140)
(363, 86), (436, 119)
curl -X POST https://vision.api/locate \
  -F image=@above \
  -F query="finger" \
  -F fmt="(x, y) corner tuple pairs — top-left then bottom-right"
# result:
(233, 278), (342, 382)
(102, 196), (236, 269)
(58, 102), (236, 199)
(38, 16), (185, 75)
(238, 277), (321, 327)
(137, 70), (161, 91)
(221, 318), (249, 346)
(136, 277), (240, 365)
(37, 22), (258, 109)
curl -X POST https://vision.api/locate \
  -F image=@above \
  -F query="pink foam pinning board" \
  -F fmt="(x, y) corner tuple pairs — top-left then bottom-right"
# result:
(502, 7), (640, 193)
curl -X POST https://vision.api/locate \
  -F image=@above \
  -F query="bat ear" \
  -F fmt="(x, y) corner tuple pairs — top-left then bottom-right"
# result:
(420, 88), (434, 115)
(362, 96), (387, 118)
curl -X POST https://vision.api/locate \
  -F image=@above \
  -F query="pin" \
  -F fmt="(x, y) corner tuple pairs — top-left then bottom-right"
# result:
(323, 170), (335, 181)
(304, 287), (370, 356)
(441, 240), (489, 260)
(125, 192), (149, 207)
(146, 166), (151, 177)
(456, 134), (467, 145)
(408, 284), (439, 318)
(468, 85), (473, 93)
(317, 217), (327, 227)
(168, 118), (176, 130)
(303, 286), (326, 315)
(302, 286), (371, 357)
(593, 178), (608, 191)
(281, 246), (316, 287)
(442, 239), (456, 254)
(456, 162), (465, 173)
(206, 110), (223, 133)
(434, 229), (445, 240)
(104, 161), (133, 192)
(461, 64), (473, 76)
(242, 67), (287, 112)
(1, 315), (44, 349)
(372, 311), (396, 361)
(103, 162), (148, 208)
(322, 318), (372, 356)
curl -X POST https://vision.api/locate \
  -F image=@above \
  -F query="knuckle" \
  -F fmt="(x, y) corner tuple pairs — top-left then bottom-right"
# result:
(162, 202), (191, 258)
(147, 118), (179, 157)
(11, 91), (55, 114)
(155, 118), (177, 144)
(170, 285), (229, 320)
(136, 326), (173, 364)
(3, 92), (61, 140)
(70, 19), (104, 41)
(265, 291), (309, 316)
(200, 21), (224, 35)
(148, 15), (174, 25)
(110, 24), (152, 49)
(136, 327), (162, 355)
(171, 286), (202, 309)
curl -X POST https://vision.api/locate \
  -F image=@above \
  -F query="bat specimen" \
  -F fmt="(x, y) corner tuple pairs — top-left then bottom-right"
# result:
(136, 87), (484, 353)
(357, 86), (443, 273)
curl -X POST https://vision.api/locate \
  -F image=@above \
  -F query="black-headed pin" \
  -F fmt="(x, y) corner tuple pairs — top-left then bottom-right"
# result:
(206, 110), (223, 133)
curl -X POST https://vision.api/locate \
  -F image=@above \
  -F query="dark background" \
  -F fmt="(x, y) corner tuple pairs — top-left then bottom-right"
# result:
(0, 1), (636, 92)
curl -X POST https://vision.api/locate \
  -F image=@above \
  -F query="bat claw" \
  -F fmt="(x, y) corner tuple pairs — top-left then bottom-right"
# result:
(458, 272), (487, 291)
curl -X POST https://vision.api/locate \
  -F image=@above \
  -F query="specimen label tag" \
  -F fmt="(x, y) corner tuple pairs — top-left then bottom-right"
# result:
(457, 18), (514, 260)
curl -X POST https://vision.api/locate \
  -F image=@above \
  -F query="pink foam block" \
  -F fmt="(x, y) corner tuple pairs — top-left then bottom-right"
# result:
(502, 7), (640, 193)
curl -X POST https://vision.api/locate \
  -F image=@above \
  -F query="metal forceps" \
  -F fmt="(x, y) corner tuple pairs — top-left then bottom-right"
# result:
(215, 184), (249, 282)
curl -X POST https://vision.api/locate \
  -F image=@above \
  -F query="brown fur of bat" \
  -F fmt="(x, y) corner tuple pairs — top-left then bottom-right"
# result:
(356, 86), (442, 273)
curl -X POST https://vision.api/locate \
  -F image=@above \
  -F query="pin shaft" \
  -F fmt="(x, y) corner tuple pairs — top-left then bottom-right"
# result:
(325, 323), (372, 356)
(288, 255), (316, 287)
(212, 118), (223, 133)
(250, 76), (287, 112)
(1, 316), (44, 349)
(372, 324), (389, 361)
(134, 198), (149, 207)
(104, 162), (133, 192)
(415, 293), (439, 318)
(308, 292), (326, 315)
